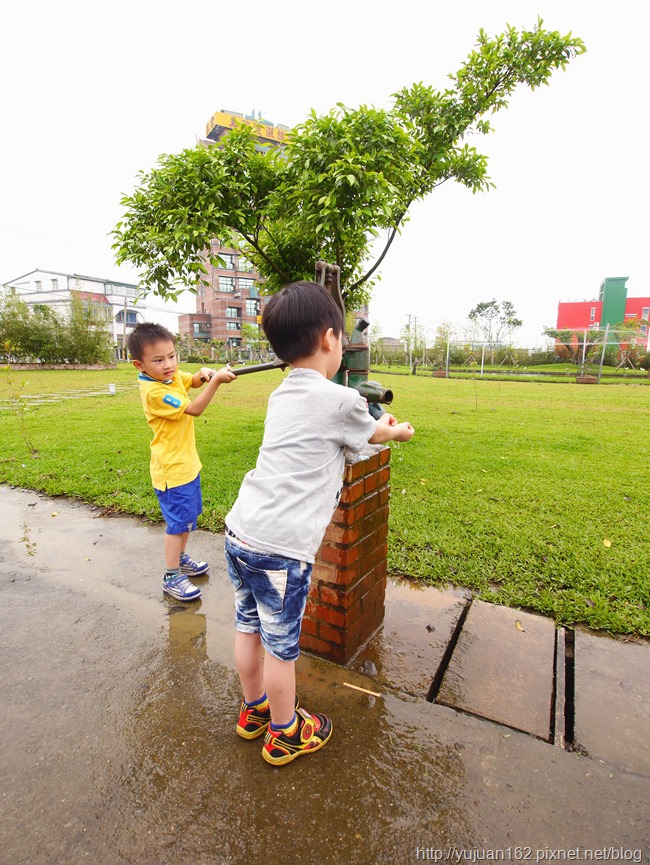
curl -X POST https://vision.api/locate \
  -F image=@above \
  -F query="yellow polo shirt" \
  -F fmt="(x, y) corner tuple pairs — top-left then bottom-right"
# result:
(137, 370), (201, 491)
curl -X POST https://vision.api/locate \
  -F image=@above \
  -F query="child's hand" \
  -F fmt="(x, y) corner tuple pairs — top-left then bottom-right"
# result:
(379, 412), (398, 426)
(214, 365), (237, 384)
(393, 422), (415, 442)
(199, 367), (217, 382)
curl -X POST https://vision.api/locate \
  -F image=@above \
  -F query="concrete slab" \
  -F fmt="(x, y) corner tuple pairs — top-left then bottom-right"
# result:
(437, 600), (556, 740)
(351, 577), (469, 696)
(574, 629), (650, 774)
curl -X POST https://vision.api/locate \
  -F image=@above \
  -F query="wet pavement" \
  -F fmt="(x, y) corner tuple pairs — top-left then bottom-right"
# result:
(1, 485), (649, 865)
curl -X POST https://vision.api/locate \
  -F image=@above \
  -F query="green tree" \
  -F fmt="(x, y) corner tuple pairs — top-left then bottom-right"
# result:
(65, 296), (113, 364)
(0, 293), (112, 363)
(241, 322), (270, 360)
(468, 299), (523, 361)
(609, 318), (649, 368)
(368, 323), (384, 365)
(113, 21), (584, 309)
(543, 327), (601, 365)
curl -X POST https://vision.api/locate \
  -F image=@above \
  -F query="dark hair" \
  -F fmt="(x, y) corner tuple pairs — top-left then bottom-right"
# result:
(127, 322), (176, 360)
(261, 281), (344, 363)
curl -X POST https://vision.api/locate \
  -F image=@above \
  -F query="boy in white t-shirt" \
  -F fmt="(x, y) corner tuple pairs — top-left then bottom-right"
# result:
(225, 281), (414, 766)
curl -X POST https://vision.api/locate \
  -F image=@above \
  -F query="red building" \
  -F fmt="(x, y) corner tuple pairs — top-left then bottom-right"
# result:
(556, 277), (650, 349)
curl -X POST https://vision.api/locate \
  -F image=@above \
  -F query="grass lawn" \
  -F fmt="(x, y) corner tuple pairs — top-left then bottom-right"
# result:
(2, 364), (649, 637)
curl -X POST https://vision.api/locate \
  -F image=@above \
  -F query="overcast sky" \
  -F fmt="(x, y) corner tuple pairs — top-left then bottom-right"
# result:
(2, 0), (647, 346)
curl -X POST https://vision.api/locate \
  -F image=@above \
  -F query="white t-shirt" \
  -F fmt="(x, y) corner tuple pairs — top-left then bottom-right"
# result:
(226, 368), (377, 562)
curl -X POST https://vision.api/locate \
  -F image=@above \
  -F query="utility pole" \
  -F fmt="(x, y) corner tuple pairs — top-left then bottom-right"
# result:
(580, 327), (589, 376)
(407, 314), (412, 370)
(121, 292), (128, 357)
(597, 324), (610, 383)
(412, 315), (418, 372)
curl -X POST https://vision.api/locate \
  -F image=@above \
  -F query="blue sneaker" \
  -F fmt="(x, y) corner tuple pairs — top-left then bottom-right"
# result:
(179, 552), (209, 576)
(162, 572), (201, 601)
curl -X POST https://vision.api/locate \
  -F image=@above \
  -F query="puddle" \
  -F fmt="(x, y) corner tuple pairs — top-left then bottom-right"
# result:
(2, 486), (649, 863)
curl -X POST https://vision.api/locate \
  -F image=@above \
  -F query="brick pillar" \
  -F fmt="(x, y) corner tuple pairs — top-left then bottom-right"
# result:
(300, 444), (390, 664)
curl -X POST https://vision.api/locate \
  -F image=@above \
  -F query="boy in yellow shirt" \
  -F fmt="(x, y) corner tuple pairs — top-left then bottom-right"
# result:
(128, 322), (236, 600)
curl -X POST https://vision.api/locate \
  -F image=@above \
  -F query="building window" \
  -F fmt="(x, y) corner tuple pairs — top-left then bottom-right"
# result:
(641, 307), (650, 337)
(35, 280), (42, 291)
(246, 299), (259, 316)
(51, 279), (58, 291)
(192, 322), (210, 336)
(589, 307), (596, 322)
(226, 321), (240, 331)
(116, 310), (138, 325)
(238, 278), (255, 294)
(226, 306), (241, 319)
(219, 277), (235, 293)
(238, 257), (254, 273)
(217, 253), (236, 270)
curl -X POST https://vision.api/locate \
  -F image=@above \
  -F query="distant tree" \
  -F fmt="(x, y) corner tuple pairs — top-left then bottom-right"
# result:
(0, 294), (112, 363)
(369, 323), (383, 365)
(241, 322), (270, 360)
(468, 299), (522, 361)
(609, 317), (649, 367)
(113, 22), (584, 311)
(65, 296), (113, 364)
(543, 327), (601, 365)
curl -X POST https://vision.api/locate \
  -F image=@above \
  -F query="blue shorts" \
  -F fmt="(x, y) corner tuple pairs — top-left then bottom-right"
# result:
(155, 475), (202, 535)
(224, 535), (312, 662)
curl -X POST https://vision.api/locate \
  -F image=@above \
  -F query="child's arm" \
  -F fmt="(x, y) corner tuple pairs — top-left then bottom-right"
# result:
(184, 367), (236, 417)
(368, 415), (415, 444)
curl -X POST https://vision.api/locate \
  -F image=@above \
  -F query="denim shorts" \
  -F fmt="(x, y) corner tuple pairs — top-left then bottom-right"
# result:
(155, 474), (202, 535)
(224, 535), (312, 662)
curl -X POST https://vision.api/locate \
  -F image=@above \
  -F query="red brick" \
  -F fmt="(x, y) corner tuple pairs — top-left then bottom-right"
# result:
(320, 622), (346, 645)
(378, 487), (391, 507)
(343, 454), (377, 483)
(354, 534), (381, 561)
(340, 478), (365, 504)
(319, 584), (342, 606)
(331, 505), (345, 524)
(360, 580), (386, 615)
(316, 605), (347, 628)
(300, 616), (320, 638)
(323, 643), (349, 664)
(348, 597), (385, 639)
(364, 466), (391, 494)
(321, 523), (363, 546)
(311, 560), (338, 583)
(372, 522), (389, 547)
(314, 560), (362, 587)
(321, 542), (364, 568)
(323, 581), (360, 613)
(366, 542), (388, 572)
(379, 446), (391, 466)
(299, 633), (332, 656)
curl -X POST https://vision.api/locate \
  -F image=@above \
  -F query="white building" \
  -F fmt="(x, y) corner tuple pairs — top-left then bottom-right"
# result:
(3, 268), (188, 345)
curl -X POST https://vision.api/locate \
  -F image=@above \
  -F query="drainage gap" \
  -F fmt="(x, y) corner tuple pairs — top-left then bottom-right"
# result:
(426, 598), (472, 703)
(564, 627), (576, 748)
(551, 626), (566, 747)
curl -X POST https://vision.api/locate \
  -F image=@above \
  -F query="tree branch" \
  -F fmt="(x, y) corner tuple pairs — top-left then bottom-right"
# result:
(238, 228), (291, 284)
(350, 178), (450, 291)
